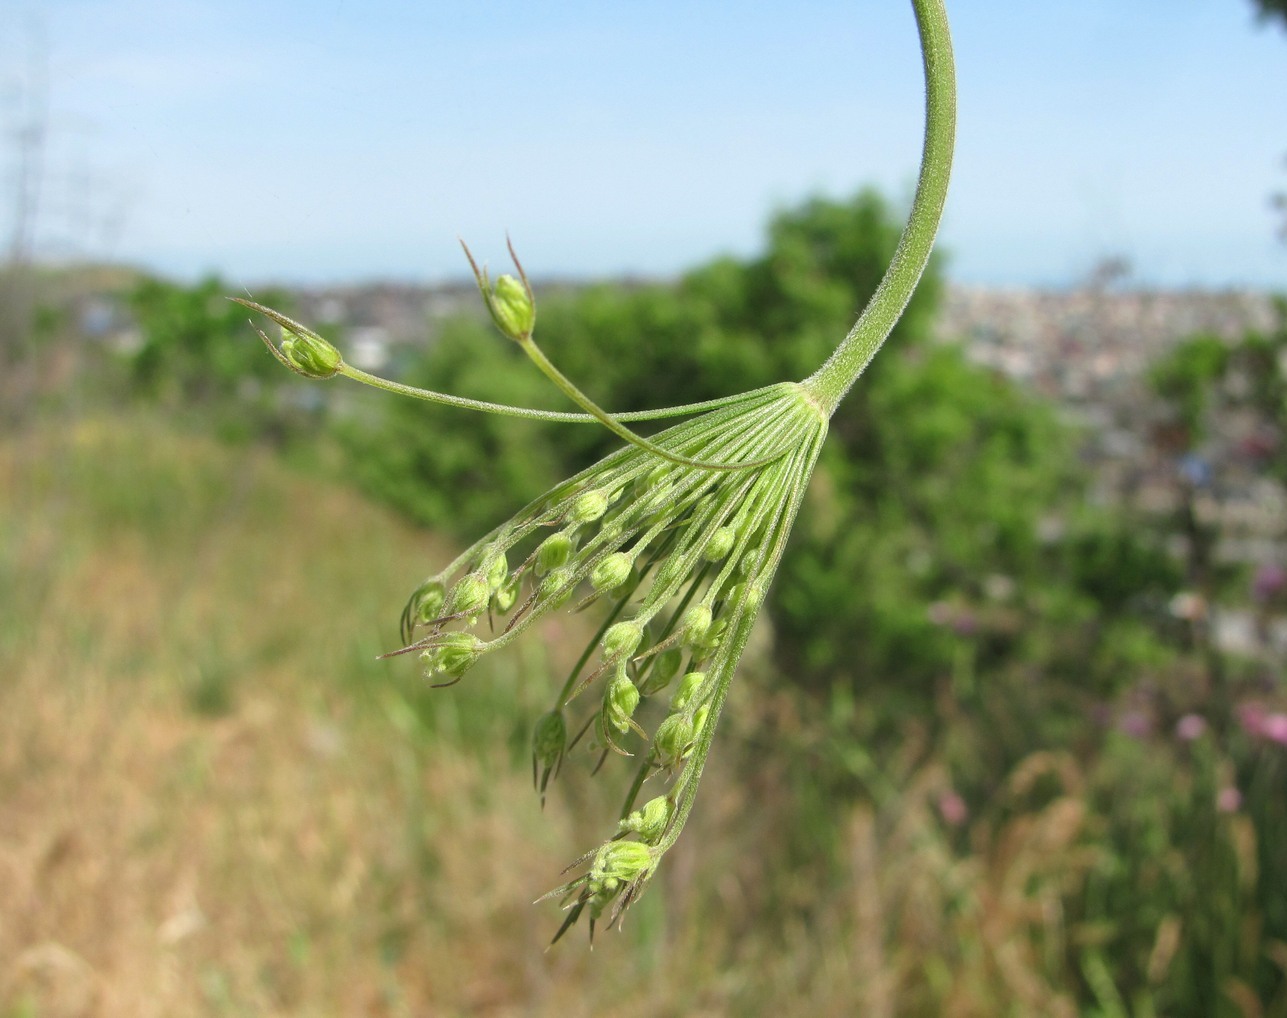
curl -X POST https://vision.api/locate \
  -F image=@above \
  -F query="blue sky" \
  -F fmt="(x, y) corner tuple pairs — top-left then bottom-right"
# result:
(4, 0), (1286, 289)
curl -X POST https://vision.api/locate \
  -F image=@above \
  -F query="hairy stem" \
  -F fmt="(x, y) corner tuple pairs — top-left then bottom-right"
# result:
(801, 0), (956, 414)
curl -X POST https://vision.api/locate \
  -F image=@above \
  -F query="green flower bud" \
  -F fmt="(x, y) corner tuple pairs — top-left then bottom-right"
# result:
(411, 580), (446, 625)
(569, 489), (610, 524)
(639, 465), (670, 494)
(487, 274), (535, 341)
(638, 647), (683, 696)
(419, 633), (484, 679)
(533, 709), (566, 763)
(703, 526), (737, 562)
(589, 840), (654, 894)
(538, 567), (574, 607)
(618, 796), (674, 844)
(689, 493), (715, 521)
(590, 553), (633, 593)
(493, 574), (521, 614)
(721, 580), (764, 615)
(602, 620), (644, 662)
(693, 703), (710, 735)
(484, 552), (508, 593)
(653, 713), (695, 766)
(669, 671), (705, 712)
(446, 573), (490, 622)
(279, 326), (342, 379)
(532, 709), (566, 799)
(680, 604), (713, 649)
(535, 532), (573, 576)
(739, 546), (762, 576)
(603, 674), (641, 734)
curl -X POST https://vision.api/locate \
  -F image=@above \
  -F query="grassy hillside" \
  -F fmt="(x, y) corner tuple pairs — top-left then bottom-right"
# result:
(0, 416), (669, 1014)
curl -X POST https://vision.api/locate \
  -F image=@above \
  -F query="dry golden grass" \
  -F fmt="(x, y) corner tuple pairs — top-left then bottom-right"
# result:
(0, 417), (620, 1015)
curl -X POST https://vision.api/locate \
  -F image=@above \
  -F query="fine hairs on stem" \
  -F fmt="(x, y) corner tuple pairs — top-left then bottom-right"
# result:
(240, 0), (956, 943)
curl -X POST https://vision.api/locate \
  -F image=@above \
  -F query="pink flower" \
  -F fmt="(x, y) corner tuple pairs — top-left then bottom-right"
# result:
(1238, 703), (1267, 738)
(938, 790), (969, 827)
(1175, 714), (1207, 741)
(1263, 713), (1287, 746)
(1217, 787), (1242, 813)
(1237, 704), (1287, 745)
(1119, 711), (1152, 740)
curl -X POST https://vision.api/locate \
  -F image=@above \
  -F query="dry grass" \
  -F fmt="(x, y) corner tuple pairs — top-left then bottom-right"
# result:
(0, 417), (615, 1015)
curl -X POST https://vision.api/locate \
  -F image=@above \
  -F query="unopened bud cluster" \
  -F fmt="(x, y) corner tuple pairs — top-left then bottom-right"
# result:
(398, 380), (826, 936)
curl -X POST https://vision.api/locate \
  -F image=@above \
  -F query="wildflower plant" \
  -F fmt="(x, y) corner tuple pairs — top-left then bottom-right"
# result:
(239, 0), (956, 941)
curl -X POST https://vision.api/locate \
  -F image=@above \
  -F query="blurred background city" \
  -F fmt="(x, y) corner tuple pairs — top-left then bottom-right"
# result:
(2, 1), (1286, 1015)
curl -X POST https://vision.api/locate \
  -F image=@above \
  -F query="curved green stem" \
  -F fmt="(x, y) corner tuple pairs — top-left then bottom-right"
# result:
(801, 0), (956, 415)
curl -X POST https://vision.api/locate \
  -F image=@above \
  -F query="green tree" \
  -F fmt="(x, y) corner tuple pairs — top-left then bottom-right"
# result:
(349, 188), (1176, 735)
(128, 275), (303, 441)
(1252, 0), (1287, 28)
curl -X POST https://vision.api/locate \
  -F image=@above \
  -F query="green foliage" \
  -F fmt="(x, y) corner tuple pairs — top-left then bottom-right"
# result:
(1147, 333), (1231, 441)
(349, 188), (942, 518)
(348, 187), (1181, 735)
(778, 340), (1080, 702)
(339, 315), (564, 530)
(1253, 0), (1287, 29)
(126, 275), (304, 442)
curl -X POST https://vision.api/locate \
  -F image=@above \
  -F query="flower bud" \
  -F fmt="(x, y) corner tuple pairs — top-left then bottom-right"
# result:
(420, 633), (484, 679)
(589, 840), (654, 894)
(535, 532), (573, 576)
(280, 325), (342, 378)
(680, 604), (713, 649)
(410, 580), (446, 626)
(722, 581), (762, 614)
(653, 713), (695, 766)
(538, 566), (575, 608)
(638, 647), (683, 696)
(483, 552), (508, 593)
(590, 553), (633, 593)
(639, 465), (670, 494)
(569, 489), (610, 524)
(703, 526), (736, 562)
(618, 796), (674, 844)
(446, 573), (490, 622)
(693, 703), (710, 735)
(493, 574), (521, 614)
(603, 674), (641, 734)
(669, 671), (705, 712)
(602, 621), (644, 662)
(487, 274), (535, 341)
(532, 709), (566, 798)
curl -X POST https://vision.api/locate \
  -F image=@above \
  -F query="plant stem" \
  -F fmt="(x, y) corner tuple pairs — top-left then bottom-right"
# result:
(516, 337), (789, 471)
(801, 0), (956, 415)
